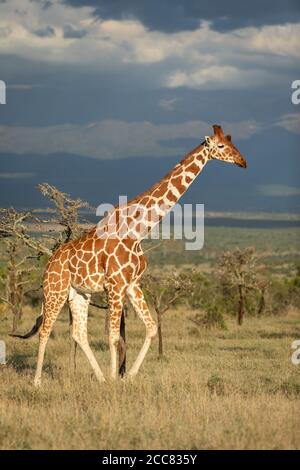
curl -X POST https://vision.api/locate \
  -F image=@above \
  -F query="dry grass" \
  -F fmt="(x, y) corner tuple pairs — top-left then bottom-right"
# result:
(0, 305), (300, 450)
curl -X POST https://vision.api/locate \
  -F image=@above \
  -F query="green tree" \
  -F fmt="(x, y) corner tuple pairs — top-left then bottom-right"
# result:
(218, 247), (267, 325)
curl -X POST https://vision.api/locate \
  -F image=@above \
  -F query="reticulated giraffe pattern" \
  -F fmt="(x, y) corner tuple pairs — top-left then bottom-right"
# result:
(13, 125), (247, 386)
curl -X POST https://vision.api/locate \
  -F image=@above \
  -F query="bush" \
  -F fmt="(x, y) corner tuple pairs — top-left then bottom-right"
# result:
(267, 274), (300, 316)
(207, 374), (225, 396)
(189, 306), (227, 330)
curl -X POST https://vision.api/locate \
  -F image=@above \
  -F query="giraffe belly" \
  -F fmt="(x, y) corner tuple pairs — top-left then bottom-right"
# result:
(70, 271), (105, 294)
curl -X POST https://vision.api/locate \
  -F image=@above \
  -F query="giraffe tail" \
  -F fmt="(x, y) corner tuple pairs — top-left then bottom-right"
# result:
(9, 305), (44, 339)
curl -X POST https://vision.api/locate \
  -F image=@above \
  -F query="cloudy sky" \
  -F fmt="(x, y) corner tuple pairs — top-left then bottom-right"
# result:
(0, 0), (299, 210)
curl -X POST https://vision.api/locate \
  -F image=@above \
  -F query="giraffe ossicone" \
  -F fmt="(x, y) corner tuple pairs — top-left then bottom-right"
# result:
(11, 124), (247, 386)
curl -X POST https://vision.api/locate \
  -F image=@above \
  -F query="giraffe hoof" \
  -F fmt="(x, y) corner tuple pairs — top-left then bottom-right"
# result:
(127, 372), (137, 381)
(97, 376), (106, 384)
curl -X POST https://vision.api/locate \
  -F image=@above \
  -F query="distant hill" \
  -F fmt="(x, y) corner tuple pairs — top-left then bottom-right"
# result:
(0, 127), (299, 213)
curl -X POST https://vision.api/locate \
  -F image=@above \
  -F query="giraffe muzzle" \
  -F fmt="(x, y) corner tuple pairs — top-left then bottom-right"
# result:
(236, 158), (247, 168)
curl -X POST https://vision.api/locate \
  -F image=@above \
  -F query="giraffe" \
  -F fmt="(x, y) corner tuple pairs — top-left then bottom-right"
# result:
(11, 125), (247, 386)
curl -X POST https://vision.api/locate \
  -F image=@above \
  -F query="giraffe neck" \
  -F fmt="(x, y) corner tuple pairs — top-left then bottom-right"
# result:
(127, 142), (209, 238)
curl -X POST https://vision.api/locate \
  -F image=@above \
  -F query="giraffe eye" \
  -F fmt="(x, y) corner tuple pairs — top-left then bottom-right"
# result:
(218, 144), (224, 148)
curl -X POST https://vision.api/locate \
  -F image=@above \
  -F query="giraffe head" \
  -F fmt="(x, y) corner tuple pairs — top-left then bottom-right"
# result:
(204, 124), (247, 168)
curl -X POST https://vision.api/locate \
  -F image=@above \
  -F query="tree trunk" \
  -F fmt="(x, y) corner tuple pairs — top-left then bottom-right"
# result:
(257, 288), (266, 316)
(105, 309), (110, 335)
(9, 273), (23, 334)
(118, 308), (126, 377)
(237, 285), (244, 325)
(12, 306), (20, 334)
(156, 309), (163, 357)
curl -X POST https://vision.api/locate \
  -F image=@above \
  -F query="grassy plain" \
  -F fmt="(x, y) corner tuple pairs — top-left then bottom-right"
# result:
(0, 305), (299, 449)
(146, 226), (300, 273)
(0, 224), (299, 449)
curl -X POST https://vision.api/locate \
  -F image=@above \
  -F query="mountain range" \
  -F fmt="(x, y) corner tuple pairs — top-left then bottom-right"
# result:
(0, 128), (299, 213)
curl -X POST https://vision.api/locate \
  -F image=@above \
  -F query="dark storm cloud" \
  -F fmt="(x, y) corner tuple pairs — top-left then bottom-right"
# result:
(1, 49), (296, 130)
(33, 25), (55, 37)
(63, 0), (300, 32)
(63, 24), (87, 38)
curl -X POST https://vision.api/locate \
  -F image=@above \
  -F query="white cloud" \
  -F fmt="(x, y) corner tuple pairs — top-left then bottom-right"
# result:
(258, 184), (300, 197)
(249, 23), (300, 58)
(0, 172), (34, 179)
(7, 84), (41, 89)
(0, 119), (260, 159)
(0, 0), (299, 90)
(276, 113), (300, 135)
(166, 65), (272, 89)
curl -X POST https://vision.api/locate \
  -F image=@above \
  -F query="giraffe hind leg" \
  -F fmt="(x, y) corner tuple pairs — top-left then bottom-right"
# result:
(126, 283), (157, 378)
(34, 294), (67, 387)
(68, 306), (78, 372)
(107, 284), (127, 380)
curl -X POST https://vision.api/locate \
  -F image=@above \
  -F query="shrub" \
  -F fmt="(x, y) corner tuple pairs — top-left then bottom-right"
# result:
(207, 374), (225, 396)
(189, 306), (227, 330)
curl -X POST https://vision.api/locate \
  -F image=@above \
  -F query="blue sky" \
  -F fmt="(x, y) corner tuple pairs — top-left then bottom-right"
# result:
(0, 0), (299, 209)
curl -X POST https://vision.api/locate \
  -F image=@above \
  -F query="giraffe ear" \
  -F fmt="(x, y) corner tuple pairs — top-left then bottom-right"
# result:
(205, 136), (211, 145)
(226, 134), (232, 142)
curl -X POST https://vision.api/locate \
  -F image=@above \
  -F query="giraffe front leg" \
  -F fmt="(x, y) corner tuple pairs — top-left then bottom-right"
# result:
(126, 283), (157, 378)
(69, 288), (106, 384)
(107, 285), (126, 380)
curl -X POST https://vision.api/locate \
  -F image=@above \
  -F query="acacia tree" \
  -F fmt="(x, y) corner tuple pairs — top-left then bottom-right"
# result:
(0, 208), (51, 331)
(218, 247), (267, 325)
(0, 239), (40, 333)
(37, 183), (90, 244)
(0, 207), (52, 256)
(143, 271), (195, 357)
(0, 191), (90, 333)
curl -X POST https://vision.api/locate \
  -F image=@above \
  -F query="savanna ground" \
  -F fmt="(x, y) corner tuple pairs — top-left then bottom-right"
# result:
(0, 225), (300, 449)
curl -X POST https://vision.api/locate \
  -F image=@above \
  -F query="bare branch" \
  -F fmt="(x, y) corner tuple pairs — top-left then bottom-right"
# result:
(0, 296), (13, 307)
